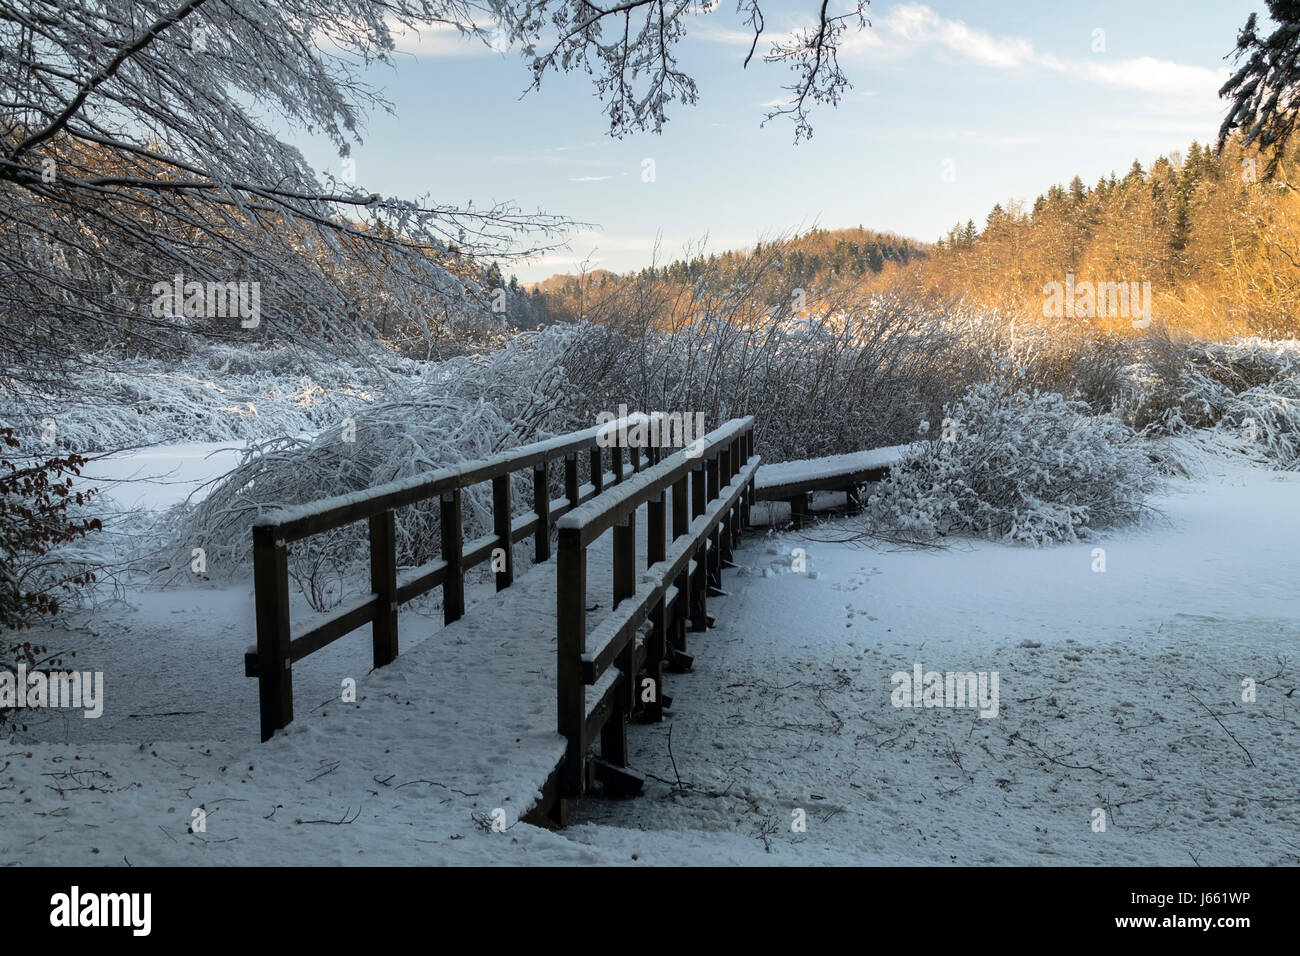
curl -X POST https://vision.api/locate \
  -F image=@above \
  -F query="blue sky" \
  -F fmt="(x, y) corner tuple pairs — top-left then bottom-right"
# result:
(289, 1), (1260, 282)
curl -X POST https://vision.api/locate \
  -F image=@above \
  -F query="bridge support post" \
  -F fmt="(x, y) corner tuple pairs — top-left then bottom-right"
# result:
(253, 525), (292, 743)
(606, 513), (636, 764)
(533, 462), (550, 563)
(706, 452), (722, 593)
(670, 474), (692, 667)
(440, 490), (464, 625)
(492, 474), (514, 591)
(644, 492), (667, 721)
(369, 509), (399, 668)
(788, 492), (809, 529)
(556, 528), (588, 800)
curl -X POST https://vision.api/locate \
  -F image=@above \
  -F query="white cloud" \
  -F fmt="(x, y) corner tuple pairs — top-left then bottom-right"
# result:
(881, 4), (1063, 71)
(568, 175), (612, 182)
(1085, 56), (1228, 115)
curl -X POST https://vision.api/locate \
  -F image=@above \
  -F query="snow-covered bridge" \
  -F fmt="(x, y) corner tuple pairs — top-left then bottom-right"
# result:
(241, 415), (764, 825)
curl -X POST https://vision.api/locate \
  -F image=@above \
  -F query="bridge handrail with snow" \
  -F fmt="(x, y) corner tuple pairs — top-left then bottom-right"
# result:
(245, 414), (663, 742)
(754, 443), (908, 524)
(553, 417), (758, 811)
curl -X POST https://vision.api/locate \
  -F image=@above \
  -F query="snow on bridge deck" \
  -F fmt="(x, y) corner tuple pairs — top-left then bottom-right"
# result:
(1, 503), (659, 864)
(755, 444), (911, 499)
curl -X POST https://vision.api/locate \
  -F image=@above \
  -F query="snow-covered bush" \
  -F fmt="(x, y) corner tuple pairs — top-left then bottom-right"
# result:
(161, 326), (597, 597)
(867, 382), (1159, 545)
(1124, 337), (1300, 470)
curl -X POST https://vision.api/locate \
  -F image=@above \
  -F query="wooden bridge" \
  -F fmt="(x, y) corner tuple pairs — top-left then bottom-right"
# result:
(244, 417), (893, 826)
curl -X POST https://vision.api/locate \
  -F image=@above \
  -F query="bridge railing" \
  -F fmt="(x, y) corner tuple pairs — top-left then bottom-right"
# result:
(245, 414), (660, 742)
(553, 417), (758, 814)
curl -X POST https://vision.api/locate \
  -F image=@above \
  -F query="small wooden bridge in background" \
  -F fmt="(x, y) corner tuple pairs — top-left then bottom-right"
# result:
(244, 416), (894, 825)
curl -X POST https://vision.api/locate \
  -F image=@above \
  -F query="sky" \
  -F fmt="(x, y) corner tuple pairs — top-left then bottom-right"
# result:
(287, 1), (1262, 283)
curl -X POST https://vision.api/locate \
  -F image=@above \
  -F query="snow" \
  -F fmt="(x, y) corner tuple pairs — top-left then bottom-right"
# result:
(755, 444), (910, 491)
(5, 447), (1298, 865)
(571, 456), (1300, 864)
(78, 442), (251, 510)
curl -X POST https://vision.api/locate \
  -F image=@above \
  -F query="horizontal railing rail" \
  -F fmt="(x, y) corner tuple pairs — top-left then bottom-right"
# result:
(246, 414), (661, 742)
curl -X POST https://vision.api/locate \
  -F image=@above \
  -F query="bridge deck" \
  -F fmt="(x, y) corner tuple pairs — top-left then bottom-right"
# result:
(257, 495), (673, 827)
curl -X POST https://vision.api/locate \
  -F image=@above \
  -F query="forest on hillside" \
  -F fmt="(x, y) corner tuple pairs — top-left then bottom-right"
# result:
(523, 134), (1299, 339)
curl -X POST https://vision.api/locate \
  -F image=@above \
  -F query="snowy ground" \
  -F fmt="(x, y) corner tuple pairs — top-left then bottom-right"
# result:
(3, 448), (1297, 865)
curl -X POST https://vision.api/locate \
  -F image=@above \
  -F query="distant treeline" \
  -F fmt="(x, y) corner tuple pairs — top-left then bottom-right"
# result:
(514, 134), (1300, 339)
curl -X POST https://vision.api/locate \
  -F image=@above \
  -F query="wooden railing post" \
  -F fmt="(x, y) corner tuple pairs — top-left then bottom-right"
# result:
(253, 525), (292, 742)
(613, 511), (636, 609)
(742, 428), (754, 528)
(611, 444), (624, 483)
(605, 513), (636, 767)
(564, 452), (579, 507)
(706, 451), (722, 590)
(670, 474), (691, 667)
(727, 436), (742, 549)
(644, 491), (667, 721)
(718, 444), (733, 566)
(533, 461), (550, 563)
(689, 462), (708, 632)
(369, 509), (399, 668)
(492, 473), (514, 591)
(440, 489), (465, 625)
(556, 528), (587, 802)
(590, 446), (603, 494)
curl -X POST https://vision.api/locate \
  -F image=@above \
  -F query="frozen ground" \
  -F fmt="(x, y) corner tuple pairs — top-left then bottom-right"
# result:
(2, 448), (1297, 865)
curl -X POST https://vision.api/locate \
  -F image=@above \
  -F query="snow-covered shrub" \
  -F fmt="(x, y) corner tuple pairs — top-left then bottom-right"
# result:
(161, 326), (597, 597)
(0, 343), (395, 453)
(1204, 375), (1300, 469)
(867, 383), (1159, 545)
(1125, 337), (1300, 470)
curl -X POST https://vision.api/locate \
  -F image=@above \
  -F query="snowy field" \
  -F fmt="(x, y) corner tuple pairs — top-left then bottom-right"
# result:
(2, 445), (1296, 865)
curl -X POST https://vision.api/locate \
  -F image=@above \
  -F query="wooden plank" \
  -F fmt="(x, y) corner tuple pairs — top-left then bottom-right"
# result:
(755, 465), (891, 501)
(590, 446), (603, 495)
(288, 595), (380, 663)
(440, 489), (464, 625)
(369, 510), (398, 668)
(395, 558), (448, 606)
(253, 525), (292, 742)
